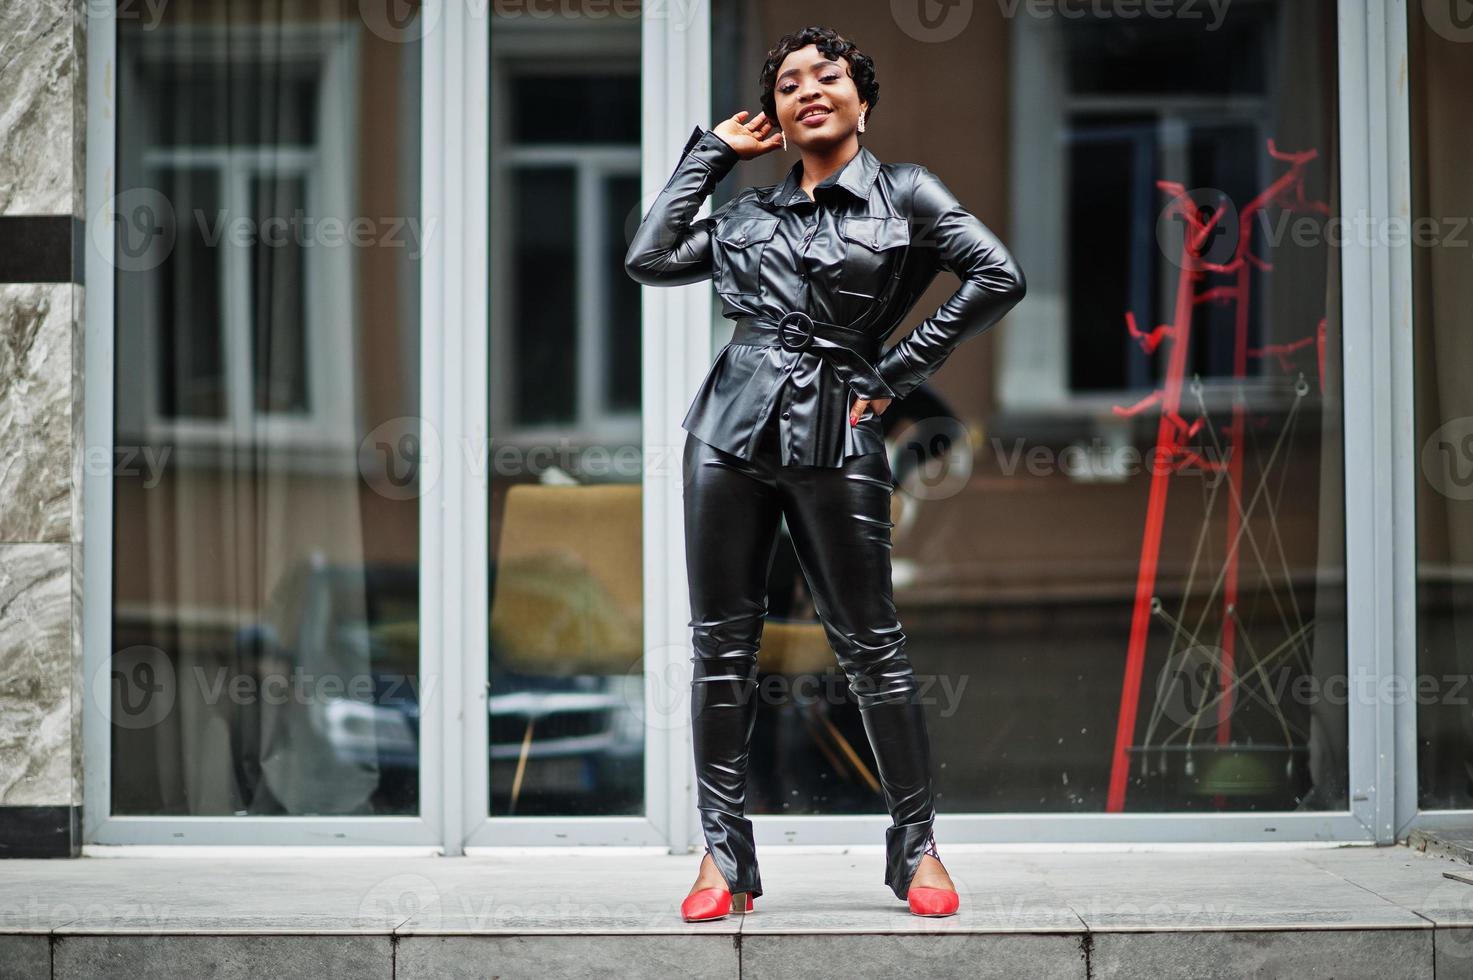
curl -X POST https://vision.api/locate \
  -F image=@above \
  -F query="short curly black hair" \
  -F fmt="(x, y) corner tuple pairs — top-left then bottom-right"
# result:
(758, 26), (879, 133)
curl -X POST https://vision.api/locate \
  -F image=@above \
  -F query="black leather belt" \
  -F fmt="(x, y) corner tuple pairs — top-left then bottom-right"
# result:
(729, 312), (895, 401)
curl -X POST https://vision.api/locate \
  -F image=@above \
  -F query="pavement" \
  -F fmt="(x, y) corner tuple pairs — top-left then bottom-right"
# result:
(2, 842), (1472, 978)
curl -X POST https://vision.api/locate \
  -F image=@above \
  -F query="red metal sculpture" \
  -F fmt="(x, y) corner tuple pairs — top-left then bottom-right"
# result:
(1106, 140), (1331, 812)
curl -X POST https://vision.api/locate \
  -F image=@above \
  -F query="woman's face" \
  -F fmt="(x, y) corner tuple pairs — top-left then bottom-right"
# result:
(772, 43), (868, 150)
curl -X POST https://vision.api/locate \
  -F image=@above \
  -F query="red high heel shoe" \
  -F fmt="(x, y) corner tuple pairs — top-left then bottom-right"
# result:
(681, 847), (756, 922)
(907, 832), (960, 917)
(681, 887), (754, 921)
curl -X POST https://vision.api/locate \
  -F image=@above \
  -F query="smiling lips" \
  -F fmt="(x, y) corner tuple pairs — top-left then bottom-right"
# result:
(797, 105), (832, 125)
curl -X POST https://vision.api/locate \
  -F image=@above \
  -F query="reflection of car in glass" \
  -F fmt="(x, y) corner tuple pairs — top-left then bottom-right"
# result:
(488, 664), (644, 814)
(236, 561), (644, 816)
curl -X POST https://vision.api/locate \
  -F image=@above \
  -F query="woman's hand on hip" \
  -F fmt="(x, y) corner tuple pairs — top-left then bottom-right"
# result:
(850, 396), (893, 426)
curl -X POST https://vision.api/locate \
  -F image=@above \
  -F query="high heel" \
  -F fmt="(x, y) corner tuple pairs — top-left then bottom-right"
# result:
(907, 886), (958, 917)
(906, 831), (959, 918)
(681, 887), (753, 921)
(681, 846), (757, 922)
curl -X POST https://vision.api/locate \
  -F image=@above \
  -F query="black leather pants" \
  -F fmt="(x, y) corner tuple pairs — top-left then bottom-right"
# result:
(681, 414), (937, 902)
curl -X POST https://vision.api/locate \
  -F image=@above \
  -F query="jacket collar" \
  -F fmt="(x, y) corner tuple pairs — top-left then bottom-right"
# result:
(761, 143), (880, 208)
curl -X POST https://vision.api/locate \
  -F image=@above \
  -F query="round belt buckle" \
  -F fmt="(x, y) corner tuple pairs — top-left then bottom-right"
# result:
(778, 311), (815, 353)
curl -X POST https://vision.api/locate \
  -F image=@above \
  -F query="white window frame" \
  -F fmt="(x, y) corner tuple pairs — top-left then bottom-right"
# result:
(461, 11), (674, 851)
(83, 9), (441, 848)
(83, 0), (1416, 852)
(751, 0), (1401, 849)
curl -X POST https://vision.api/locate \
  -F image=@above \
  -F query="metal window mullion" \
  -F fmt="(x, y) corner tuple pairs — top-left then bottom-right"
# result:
(82, 1), (119, 842)
(1337, 0), (1405, 844)
(422, 0), (486, 855)
(639, 1), (711, 854)
(1379, 0), (1417, 839)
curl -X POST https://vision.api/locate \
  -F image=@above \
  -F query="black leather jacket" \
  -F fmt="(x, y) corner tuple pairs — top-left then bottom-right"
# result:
(625, 124), (1027, 467)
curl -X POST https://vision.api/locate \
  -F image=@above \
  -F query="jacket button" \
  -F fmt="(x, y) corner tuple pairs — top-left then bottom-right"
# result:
(737, 234), (747, 243)
(871, 239), (879, 248)
(782, 412), (790, 420)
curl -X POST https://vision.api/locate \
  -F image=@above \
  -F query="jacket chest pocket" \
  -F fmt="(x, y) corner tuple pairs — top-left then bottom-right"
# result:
(714, 214), (780, 300)
(836, 216), (910, 300)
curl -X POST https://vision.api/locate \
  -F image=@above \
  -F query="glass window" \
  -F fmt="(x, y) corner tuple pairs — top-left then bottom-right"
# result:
(110, 3), (423, 817)
(153, 167), (227, 419)
(1409, 3), (1473, 810)
(508, 73), (641, 144)
(487, 19), (645, 817)
(249, 174), (311, 415)
(711, 0), (1345, 817)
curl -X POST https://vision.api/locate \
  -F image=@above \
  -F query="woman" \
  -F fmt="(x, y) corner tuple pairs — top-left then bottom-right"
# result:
(625, 25), (1026, 921)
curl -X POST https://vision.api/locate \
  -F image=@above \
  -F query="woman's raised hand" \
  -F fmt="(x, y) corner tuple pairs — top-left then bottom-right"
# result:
(713, 110), (784, 160)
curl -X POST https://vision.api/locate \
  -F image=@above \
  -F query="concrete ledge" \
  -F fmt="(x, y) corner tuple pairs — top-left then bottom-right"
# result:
(2, 844), (1471, 979)
(1408, 825), (1473, 866)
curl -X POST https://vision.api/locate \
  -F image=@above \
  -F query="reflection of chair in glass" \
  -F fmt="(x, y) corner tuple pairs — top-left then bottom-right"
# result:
(747, 407), (961, 816)
(489, 483), (645, 814)
(486, 462), (928, 816)
(755, 620), (882, 800)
